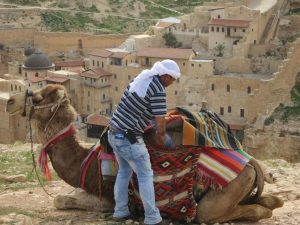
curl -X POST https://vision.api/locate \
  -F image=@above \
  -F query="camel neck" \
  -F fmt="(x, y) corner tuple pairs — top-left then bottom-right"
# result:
(47, 134), (91, 189)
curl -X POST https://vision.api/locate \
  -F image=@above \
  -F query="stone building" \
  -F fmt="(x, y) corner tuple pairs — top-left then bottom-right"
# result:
(0, 79), (27, 143)
(22, 50), (55, 84)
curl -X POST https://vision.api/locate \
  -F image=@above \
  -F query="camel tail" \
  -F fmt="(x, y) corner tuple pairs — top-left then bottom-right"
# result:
(244, 158), (265, 204)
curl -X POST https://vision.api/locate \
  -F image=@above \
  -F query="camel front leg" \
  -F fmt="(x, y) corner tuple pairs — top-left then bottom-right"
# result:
(54, 188), (114, 212)
(195, 164), (257, 223)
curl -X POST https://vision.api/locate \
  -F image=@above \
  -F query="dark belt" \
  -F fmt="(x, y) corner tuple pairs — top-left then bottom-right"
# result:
(109, 126), (138, 144)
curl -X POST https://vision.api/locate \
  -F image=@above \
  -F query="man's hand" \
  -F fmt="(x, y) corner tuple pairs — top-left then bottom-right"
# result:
(155, 116), (166, 145)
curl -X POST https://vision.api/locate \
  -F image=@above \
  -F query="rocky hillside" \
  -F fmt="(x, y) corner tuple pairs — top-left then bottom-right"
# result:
(0, 0), (209, 34)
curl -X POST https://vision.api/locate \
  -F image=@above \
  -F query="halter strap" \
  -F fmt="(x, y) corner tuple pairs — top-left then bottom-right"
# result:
(38, 123), (77, 180)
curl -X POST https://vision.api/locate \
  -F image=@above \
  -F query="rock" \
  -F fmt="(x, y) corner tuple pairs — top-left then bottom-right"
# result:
(0, 174), (27, 183)
(65, 220), (72, 225)
(0, 216), (13, 223)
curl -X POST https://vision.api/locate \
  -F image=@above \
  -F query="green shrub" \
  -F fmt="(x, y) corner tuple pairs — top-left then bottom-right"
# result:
(264, 116), (274, 125)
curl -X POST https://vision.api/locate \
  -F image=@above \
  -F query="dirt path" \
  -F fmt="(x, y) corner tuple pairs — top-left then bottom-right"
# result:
(0, 144), (299, 225)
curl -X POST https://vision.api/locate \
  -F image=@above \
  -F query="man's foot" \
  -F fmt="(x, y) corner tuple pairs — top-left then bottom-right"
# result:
(112, 215), (132, 222)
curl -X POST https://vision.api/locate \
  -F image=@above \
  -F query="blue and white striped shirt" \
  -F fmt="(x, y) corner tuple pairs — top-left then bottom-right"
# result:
(110, 75), (166, 134)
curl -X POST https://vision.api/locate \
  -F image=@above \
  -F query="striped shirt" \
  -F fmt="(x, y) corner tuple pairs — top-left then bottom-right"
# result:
(110, 75), (166, 134)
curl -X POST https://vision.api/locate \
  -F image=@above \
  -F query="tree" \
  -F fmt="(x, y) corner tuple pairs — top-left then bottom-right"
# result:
(163, 32), (181, 48)
(214, 43), (225, 57)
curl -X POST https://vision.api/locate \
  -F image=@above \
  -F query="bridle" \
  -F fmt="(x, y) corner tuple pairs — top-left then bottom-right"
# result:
(22, 89), (68, 132)
(21, 89), (71, 197)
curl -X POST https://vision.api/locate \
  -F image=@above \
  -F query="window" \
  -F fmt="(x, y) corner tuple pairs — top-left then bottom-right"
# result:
(211, 27), (214, 32)
(199, 64), (201, 67)
(183, 62), (185, 66)
(222, 27), (224, 32)
(115, 86), (118, 91)
(103, 94), (105, 100)
(93, 60), (95, 66)
(234, 28), (237, 32)
(102, 62), (104, 67)
(218, 15), (221, 18)
(25, 72), (27, 78)
(19, 86), (21, 92)
(211, 83), (215, 91)
(114, 74), (117, 79)
(97, 61), (99, 67)
(240, 109), (244, 117)
(242, 29), (246, 32)
(217, 27), (219, 32)
(15, 85), (17, 90)
(254, 40), (256, 44)
(93, 79), (96, 82)
(11, 84), (13, 91)
(35, 72), (38, 77)
(191, 63), (194, 67)
(247, 86), (251, 94)
(78, 39), (83, 49)
(228, 106), (231, 113)
(174, 90), (178, 95)
(88, 91), (90, 97)
(87, 105), (90, 111)
(227, 84), (230, 92)
(220, 107), (224, 115)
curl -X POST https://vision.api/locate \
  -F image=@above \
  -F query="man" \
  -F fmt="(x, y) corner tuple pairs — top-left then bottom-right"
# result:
(108, 59), (180, 225)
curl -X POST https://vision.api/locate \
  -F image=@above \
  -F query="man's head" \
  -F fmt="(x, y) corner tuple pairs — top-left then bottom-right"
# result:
(151, 59), (181, 87)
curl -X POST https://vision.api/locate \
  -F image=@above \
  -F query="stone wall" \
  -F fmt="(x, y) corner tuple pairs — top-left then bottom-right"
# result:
(243, 38), (300, 161)
(0, 29), (128, 56)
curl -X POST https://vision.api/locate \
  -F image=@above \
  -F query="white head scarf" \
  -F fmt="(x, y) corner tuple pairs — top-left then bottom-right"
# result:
(129, 59), (181, 97)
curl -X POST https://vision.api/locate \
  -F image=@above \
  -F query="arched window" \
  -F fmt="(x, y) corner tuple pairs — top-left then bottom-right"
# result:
(240, 109), (245, 117)
(228, 106), (231, 113)
(247, 86), (251, 94)
(220, 107), (224, 115)
(227, 84), (230, 92)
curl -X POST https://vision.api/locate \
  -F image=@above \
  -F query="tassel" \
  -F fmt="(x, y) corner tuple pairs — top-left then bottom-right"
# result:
(38, 147), (52, 181)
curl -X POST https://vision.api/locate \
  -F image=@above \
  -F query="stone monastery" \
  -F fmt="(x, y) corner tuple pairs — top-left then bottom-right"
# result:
(0, 0), (299, 161)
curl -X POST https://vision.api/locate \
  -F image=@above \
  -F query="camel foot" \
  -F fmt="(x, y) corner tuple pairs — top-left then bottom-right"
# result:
(54, 188), (113, 212)
(257, 194), (284, 210)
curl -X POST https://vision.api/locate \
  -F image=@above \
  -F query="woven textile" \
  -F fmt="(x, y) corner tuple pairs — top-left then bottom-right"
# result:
(130, 145), (201, 222)
(167, 108), (251, 188)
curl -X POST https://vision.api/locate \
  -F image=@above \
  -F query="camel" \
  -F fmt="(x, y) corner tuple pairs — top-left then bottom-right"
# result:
(6, 84), (284, 223)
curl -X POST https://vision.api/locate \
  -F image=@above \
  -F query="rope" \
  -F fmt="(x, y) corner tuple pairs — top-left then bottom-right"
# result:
(28, 112), (54, 198)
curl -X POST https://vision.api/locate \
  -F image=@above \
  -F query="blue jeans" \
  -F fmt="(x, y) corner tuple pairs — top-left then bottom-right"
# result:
(108, 131), (162, 224)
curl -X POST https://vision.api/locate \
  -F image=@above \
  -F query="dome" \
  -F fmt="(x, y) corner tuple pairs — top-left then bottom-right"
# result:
(24, 46), (35, 56)
(24, 51), (54, 70)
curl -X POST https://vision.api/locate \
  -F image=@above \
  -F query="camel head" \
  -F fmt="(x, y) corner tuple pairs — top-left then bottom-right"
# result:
(6, 84), (77, 126)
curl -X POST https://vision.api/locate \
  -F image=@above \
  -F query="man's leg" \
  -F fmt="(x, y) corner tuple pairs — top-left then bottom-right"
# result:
(129, 138), (162, 225)
(108, 132), (133, 218)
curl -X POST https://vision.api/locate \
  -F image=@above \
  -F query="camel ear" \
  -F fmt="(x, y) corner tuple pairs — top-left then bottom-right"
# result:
(57, 89), (65, 101)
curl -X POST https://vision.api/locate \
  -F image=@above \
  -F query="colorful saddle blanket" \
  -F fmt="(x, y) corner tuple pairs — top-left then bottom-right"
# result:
(129, 108), (252, 222)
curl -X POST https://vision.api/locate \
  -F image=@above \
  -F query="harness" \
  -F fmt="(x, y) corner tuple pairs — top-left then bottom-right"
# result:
(22, 90), (115, 199)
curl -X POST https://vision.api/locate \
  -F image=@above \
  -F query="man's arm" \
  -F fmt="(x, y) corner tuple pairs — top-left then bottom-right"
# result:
(154, 116), (166, 145)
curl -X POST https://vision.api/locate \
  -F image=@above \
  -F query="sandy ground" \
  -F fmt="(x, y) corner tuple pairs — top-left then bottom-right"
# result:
(0, 144), (299, 225)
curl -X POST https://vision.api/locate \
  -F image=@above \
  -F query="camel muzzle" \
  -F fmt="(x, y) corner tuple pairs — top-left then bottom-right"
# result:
(6, 91), (28, 116)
